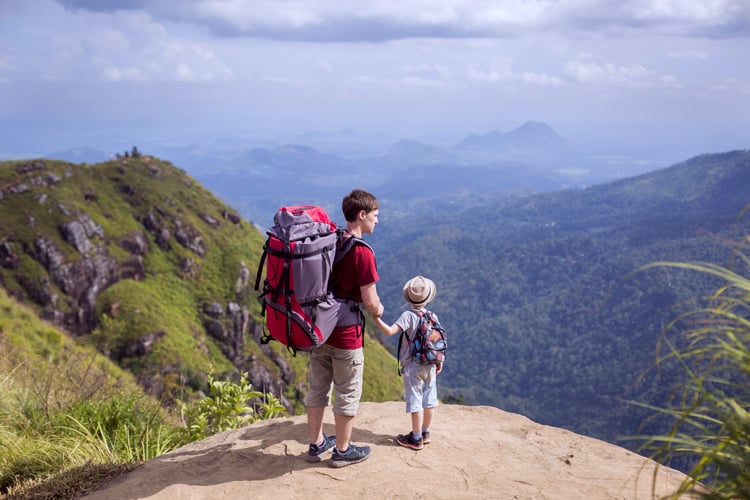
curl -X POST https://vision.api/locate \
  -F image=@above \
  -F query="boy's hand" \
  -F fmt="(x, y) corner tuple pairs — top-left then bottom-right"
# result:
(436, 362), (443, 375)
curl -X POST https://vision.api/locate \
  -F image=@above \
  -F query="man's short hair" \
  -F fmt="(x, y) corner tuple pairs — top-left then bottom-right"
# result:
(342, 189), (378, 222)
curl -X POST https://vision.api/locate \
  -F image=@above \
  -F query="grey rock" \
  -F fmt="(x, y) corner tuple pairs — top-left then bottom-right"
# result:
(34, 236), (66, 271)
(120, 232), (149, 255)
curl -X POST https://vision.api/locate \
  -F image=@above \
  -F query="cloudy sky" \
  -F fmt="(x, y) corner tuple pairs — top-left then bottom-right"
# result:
(1, 0), (748, 158)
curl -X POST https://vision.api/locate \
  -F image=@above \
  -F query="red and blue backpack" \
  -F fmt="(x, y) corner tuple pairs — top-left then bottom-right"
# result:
(397, 309), (447, 375)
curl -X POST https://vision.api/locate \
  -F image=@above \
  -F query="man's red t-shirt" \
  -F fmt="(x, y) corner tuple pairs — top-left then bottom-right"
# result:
(326, 241), (379, 350)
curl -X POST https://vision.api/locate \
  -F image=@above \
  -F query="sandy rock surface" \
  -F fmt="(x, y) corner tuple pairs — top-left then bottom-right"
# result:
(84, 401), (690, 499)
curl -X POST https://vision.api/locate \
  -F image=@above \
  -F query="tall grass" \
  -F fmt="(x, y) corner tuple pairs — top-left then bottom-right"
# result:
(635, 236), (750, 498)
(1, 329), (285, 497)
(0, 371), (180, 495)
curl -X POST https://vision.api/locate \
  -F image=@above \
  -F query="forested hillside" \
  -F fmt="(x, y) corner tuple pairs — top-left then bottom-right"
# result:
(0, 156), (402, 415)
(374, 150), (750, 447)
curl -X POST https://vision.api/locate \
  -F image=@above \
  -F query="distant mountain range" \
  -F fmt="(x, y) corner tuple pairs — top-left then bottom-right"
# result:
(41, 122), (674, 228)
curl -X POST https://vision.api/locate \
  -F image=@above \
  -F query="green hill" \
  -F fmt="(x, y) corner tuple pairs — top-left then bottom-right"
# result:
(0, 156), (402, 413)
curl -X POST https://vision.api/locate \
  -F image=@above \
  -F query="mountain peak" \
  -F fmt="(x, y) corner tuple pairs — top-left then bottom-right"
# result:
(510, 121), (564, 141)
(456, 121), (566, 153)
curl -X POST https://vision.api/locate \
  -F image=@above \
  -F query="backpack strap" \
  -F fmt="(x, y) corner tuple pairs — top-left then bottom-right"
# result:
(397, 330), (404, 376)
(333, 229), (374, 265)
(396, 310), (423, 376)
(333, 230), (375, 342)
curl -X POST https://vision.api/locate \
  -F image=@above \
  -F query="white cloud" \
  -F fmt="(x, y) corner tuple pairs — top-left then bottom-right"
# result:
(53, 0), (750, 41)
(316, 59), (333, 71)
(19, 5), (234, 83)
(467, 58), (562, 86)
(1, 0), (746, 157)
(565, 60), (681, 89)
(628, 0), (741, 25)
(667, 49), (708, 59)
(100, 66), (147, 82)
(708, 78), (739, 92)
(401, 76), (444, 87)
(402, 62), (451, 78)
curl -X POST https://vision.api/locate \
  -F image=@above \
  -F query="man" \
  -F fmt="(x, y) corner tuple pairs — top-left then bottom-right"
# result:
(304, 189), (384, 468)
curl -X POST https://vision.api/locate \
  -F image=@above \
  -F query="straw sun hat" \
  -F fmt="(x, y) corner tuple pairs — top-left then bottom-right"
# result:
(402, 275), (437, 308)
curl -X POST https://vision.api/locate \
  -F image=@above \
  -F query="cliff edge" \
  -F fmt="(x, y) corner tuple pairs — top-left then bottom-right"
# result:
(84, 401), (690, 499)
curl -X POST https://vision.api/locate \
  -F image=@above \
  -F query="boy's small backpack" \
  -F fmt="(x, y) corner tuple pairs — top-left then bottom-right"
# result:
(253, 205), (370, 355)
(398, 309), (447, 375)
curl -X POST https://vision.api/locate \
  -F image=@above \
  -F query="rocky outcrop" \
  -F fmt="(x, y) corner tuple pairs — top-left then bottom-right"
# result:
(222, 210), (242, 225)
(114, 330), (166, 360)
(0, 238), (19, 269)
(200, 292), (295, 413)
(141, 210), (206, 256)
(174, 219), (205, 256)
(203, 301), (248, 363)
(119, 232), (149, 255)
(242, 315), (296, 413)
(59, 215), (104, 254)
(82, 401), (695, 500)
(235, 261), (250, 298)
(34, 236), (66, 272)
(0, 161), (61, 199)
(51, 251), (119, 333)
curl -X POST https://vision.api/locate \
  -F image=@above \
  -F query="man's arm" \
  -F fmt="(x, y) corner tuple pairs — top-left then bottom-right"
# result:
(360, 281), (384, 318)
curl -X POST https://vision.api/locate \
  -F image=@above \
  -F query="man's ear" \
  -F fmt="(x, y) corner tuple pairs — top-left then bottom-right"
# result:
(358, 209), (367, 221)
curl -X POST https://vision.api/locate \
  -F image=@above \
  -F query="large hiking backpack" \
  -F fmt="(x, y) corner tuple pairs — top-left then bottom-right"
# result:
(254, 205), (370, 355)
(398, 309), (447, 375)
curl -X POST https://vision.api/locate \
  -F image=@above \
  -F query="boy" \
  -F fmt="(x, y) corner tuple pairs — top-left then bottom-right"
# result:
(304, 189), (385, 467)
(374, 275), (442, 450)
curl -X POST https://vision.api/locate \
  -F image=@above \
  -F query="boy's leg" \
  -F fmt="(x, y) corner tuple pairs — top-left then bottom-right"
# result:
(411, 410), (424, 437)
(421, 368), (438, 442)
(423, 406), (435, 431)
(398, 365), (425, 449)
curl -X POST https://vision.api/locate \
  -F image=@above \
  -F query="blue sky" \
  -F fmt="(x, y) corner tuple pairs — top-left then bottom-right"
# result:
(1, 0), (748, 159)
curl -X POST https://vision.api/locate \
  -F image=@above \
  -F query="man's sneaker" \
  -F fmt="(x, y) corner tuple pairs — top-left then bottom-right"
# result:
(304, 434), (336, 463)
(328, 443), (371, 468)
(397, 432), (424, 450)
(421, 431), (431, 444)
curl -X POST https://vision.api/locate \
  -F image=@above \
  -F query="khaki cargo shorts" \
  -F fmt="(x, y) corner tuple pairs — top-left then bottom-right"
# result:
(305, 344), (364, 416)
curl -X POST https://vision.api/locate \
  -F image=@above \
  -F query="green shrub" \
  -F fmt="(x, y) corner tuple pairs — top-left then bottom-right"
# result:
(177, 371), (286, 441)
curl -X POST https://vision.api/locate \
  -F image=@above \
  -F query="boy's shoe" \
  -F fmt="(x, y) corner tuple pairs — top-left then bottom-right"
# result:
(305, 434), (336, 463)
(397, 432), (424, 450)
(421, 431), (431, 444)
(328, 443), (371, 468)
